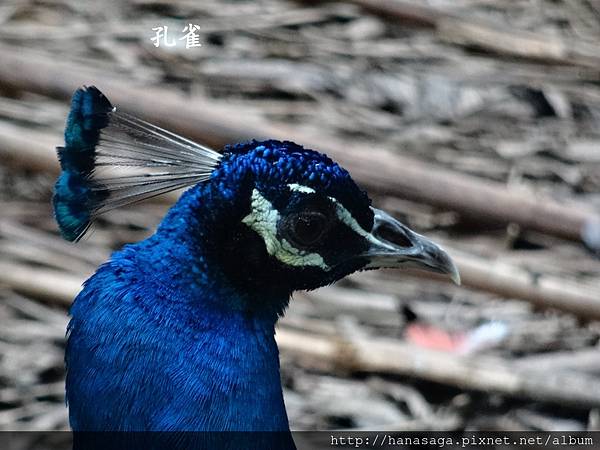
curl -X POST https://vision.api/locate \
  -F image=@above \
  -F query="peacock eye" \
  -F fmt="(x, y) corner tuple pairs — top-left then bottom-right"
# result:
(289, 211), (327, 247)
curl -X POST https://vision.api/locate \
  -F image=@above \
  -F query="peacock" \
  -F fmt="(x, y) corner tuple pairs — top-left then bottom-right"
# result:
(53, 86), (460, 448)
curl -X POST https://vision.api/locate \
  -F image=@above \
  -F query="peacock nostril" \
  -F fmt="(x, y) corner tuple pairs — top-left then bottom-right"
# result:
(376, 222), (413, 248)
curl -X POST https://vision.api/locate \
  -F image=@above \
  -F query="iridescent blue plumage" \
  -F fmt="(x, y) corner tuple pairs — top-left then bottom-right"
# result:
(55, 87), (460, 449)
(65, 139), (368, 428)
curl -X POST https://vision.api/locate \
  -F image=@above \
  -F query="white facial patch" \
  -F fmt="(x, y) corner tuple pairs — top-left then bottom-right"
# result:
(242, 188), (330, 270)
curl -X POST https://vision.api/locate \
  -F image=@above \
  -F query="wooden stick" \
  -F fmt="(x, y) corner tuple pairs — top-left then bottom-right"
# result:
(301, 0), (600, 69)
(308, 250), (600, 321)
(0, 44), (597, 243)
(0, 261), (82, 307)
(514, 348), (600, 374)
(2, 125), (598, 317)
(4, 259), (600, 402)
(4, 230), (600, 320)
(424, 248), (600, 320)
(276, 326), (600, 409)
(0, 121), (59, 174)
(0, 120), (597, 317)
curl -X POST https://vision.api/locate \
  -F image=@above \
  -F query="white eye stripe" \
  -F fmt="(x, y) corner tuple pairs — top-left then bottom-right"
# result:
(242, 188), (330, 270)
(328, 196), (396, 251)
(288, 182), (392, 250)
(288, 183), (316, 194)
(288, 183), (369, 238)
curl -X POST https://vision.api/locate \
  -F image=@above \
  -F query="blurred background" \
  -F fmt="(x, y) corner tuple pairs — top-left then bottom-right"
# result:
(1, 0), (600, 432)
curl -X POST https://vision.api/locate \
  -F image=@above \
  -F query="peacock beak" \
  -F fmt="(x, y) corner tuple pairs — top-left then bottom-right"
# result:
(362, 208), (461, 285)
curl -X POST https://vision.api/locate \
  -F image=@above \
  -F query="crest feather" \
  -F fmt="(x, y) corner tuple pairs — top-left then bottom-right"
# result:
(53, 86), (221, 241)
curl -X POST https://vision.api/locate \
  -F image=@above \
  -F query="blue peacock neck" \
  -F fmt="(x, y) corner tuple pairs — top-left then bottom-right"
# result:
(150, 182), (291, 319)
(118, 184), (292, 432)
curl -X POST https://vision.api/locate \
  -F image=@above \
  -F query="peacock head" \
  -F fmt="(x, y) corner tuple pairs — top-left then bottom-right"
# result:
(53, 86), (459, 301)
(195, 140), (460, 295)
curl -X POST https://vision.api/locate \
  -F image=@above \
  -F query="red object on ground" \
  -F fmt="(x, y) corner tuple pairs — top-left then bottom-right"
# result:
(404, 323), (467, 352)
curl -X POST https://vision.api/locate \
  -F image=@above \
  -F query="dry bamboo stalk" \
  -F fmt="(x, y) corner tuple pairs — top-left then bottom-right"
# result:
(0, 44), (598, 243)
(450, 250), (600, 319)
(0, 261), (82, 307)
(4, 248), (597, 332)
(302, 0), (600, 69)
(406, 248), (600, 320)
(4, 260), (599, 404)
(276, 326), (600, 409)
(0, 121), (59, 174)
(514, 348), (600, 374)
(1, 221), (599, 320)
